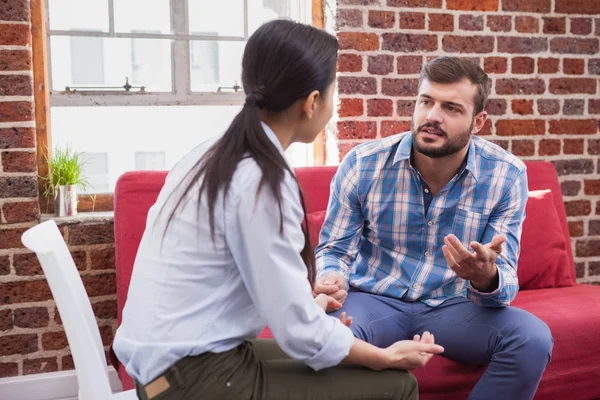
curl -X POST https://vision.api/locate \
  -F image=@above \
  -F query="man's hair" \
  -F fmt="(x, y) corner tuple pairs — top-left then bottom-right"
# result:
(420, 57), (491, 115)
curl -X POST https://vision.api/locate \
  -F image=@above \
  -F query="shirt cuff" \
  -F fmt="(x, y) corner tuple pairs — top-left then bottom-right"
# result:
(305, 318), (355, 371)
(466, 264), (504, 297)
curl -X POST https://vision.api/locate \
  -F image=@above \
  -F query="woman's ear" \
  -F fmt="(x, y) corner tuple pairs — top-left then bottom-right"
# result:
(302, 90), (320, 120)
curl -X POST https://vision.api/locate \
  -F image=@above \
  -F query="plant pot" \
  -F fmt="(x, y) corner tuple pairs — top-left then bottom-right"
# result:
(54, 185), (78, 217)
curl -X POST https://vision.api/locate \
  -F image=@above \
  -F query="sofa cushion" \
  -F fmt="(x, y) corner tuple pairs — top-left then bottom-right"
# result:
(517, 190), (573, 290)
(307, 210), (327, 247)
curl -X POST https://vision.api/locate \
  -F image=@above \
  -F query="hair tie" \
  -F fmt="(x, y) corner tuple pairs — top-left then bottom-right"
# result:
(245, 91), (269, 108)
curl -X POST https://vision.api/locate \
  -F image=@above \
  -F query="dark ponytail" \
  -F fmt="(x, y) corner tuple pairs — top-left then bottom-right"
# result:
(161, 20), (338, 287)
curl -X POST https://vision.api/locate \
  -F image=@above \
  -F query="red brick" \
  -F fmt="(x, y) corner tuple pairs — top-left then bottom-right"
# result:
(41, 331), (69, 351)
(0, 363), (18, 378)
(0, 334), (37, 356)
(571, 18), (592, 35)
(487, 15), (511, 32)
(564, 59), (585, 75)
(0, 0), (29, 21)
(0, 255), (8, 275)
(512, 100), (533, 115)
(496, 79), (545, 95)
(484, 57), (507, 73)
(589, 99), (600, 114)
(589, 139), (600, 155)
(338, 98), (363, 117)
(381, 121), (411, 138)
(568, 221), (584, 237)
(549, 119), (597, 135)
(443, 36), (494, 53)
(1, 200), (39, 224)
(13, 307), (49, 328)
(61, 354), (74, 370)
(397, 100), (416, 116)
(447, 0), (498, 11)
(400, 12), (425, 29)
(90, 247), (115, 270)
(512, 57), (534, 74)
(82, 273), (117, 297)
(382, 78), (419, 96)
(564, 139), (584, 154)
(0, 24), (30, 46)
(0, 309), (12, 330)
(502, 0), (550, 13)
(538, 58), (559, 73)
(0, 50), (31, 71)
(67, 222), (115, 246)
(515, 16), (539, 33)
(337, 9), (363, 28)
(92, 300), (118, 320)
(0, 75), (32, 97)
(538, 139), (560, 156)
(563, 99), (584, 115)
(367, 99), (393, 117)
(99, 325), (115, 346)
(478, 119), (492, 135)
(590, 59), (600, 75)
(367, 55), (393, 75)
(498, 37), (547, 54)
(550, 78), (597, 94)
(484, 99), (507, 116)
(459, 15), (484, 31)
(387, 0), (442, 7)
(537, 99), (560, 115)
(566, 200), (592, 216)
(597, 201), (600, 216)
(511, 140), (535, 156)
(561, 180), (581, 196)
(0, 227), (28, 249)
(368, 10), (395, 29)
(0, 102), (33, 123)
(428, 13), (454, 32)
(23, 357), (58, 375)
(496, 120), (545, 136)
(556, 0), (600, 14)
(0, 127), (35, 149)
(553, 159), (594, 175)
(550, 38), (599, 54)
(576, 240), (600, 257)
(71, 250), (87, 271)
(337, 141), (362, 162)
(338, 33), (380, 51)
(337, 122), (377, 140)
(592, 262), (600, 275)
(382, 33), (437, 52)
(338, 54), (362, 73)
(490, 140), (508, 150)
(397, 56), (422, 74)
(584, 180), (600, 195)
(1, 280), (52, 304)
(590, 221), (600, 236)
(1, 151), (36, 173)
(13, 253), (43, 276)
(543, 17), (566, 34)
(338, 77), (377, 95)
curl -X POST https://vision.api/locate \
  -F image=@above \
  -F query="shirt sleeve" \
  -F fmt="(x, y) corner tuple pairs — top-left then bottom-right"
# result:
(225, 171), (355, 371)
(315, 149), (365, 284)
(466, 167), (528, 308)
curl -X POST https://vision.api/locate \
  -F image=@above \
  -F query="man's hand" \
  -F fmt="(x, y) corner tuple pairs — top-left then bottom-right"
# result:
(442, 234), (505, 292)
(313, 272), (348, 312)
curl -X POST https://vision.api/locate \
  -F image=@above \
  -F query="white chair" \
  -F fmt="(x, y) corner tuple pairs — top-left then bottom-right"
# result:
(21, 220), (136, 400)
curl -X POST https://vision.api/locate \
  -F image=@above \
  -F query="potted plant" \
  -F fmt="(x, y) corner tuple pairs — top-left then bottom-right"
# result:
(43, 144), (93, 216)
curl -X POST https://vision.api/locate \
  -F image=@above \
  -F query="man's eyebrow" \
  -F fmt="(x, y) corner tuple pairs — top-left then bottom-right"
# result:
(419, 94), (466, 110)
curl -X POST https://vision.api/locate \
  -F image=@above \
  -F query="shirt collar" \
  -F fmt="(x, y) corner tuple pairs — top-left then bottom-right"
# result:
(392, 132), (479, 182)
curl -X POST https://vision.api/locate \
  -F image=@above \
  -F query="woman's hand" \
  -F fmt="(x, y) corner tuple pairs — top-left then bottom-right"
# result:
(381, 331), (444, 370)
(314, 294), (352, 327)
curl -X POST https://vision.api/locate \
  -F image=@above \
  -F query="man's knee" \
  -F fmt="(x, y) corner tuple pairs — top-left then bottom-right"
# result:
(505, 313), (554, 373)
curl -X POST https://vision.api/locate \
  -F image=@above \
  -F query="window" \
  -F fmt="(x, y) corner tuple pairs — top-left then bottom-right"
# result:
(44, 0), (317, 200)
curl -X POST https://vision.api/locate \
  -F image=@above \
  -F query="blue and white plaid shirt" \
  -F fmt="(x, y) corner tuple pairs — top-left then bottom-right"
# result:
(316, 132), (528, 308)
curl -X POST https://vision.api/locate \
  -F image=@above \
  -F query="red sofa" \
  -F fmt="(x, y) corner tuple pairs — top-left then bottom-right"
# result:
(113, 161), (600, 399)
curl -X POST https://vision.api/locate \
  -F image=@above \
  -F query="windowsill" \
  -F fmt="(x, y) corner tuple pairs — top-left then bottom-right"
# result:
(41, 211), (114, 225)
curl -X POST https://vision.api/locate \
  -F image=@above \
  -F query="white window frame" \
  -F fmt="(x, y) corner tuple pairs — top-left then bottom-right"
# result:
(46, 0), (312, 107)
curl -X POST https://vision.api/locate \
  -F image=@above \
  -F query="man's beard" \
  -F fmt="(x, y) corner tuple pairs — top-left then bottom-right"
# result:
(411, 119), (473, 158)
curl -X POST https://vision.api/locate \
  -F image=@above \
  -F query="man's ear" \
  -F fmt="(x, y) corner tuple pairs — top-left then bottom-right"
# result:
(302, 90), (320, 120)
(471, 111), (488, 134)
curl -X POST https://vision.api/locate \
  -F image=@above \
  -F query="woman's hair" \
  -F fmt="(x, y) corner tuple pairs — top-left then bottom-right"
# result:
(162, 19), (339, 287)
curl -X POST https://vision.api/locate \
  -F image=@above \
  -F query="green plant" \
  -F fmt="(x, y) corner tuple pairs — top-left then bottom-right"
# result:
(43, 144), (93, 198)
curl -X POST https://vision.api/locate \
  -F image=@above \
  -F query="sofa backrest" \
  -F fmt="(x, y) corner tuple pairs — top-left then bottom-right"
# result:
(114, 161), (574, 322)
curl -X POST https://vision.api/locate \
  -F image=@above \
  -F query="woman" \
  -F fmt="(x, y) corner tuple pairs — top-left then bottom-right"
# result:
(113, 19), (443, 400)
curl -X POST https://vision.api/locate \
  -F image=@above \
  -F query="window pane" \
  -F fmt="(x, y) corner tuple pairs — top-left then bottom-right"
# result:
(247, 0), (304, 36)
(80, 152), (110, 193)
(48, 0), (108, 32)
(135, 152), (166, 170)
(188, 0), (244, 37)
(114, 0), (171, 34)
(50, 36), (172, 92)
(189, 40), (244, 92)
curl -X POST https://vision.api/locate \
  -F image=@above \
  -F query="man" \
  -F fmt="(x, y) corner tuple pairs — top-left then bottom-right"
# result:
(314, 56), (553, 400)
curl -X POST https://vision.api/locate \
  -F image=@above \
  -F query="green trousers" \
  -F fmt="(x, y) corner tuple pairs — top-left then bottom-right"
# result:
(135, 339), (418, 400)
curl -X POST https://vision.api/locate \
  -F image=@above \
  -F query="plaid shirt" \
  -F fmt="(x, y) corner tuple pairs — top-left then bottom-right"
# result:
(316, 132), (528, 307)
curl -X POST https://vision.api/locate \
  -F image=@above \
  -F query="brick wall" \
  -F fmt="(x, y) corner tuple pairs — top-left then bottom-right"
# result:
(335, 0), (600, 284)
(0, 0), (117, 378)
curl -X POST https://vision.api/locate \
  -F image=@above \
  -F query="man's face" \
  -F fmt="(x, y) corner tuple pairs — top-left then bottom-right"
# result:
(411, 78), (486, 159)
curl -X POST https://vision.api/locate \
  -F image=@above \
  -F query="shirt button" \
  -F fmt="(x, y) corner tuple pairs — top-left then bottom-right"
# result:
(428, 221), (433, 226)
(425, 251), (430, 257)
(413, 283), (419, 289)
(424, 188), (430, 193)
